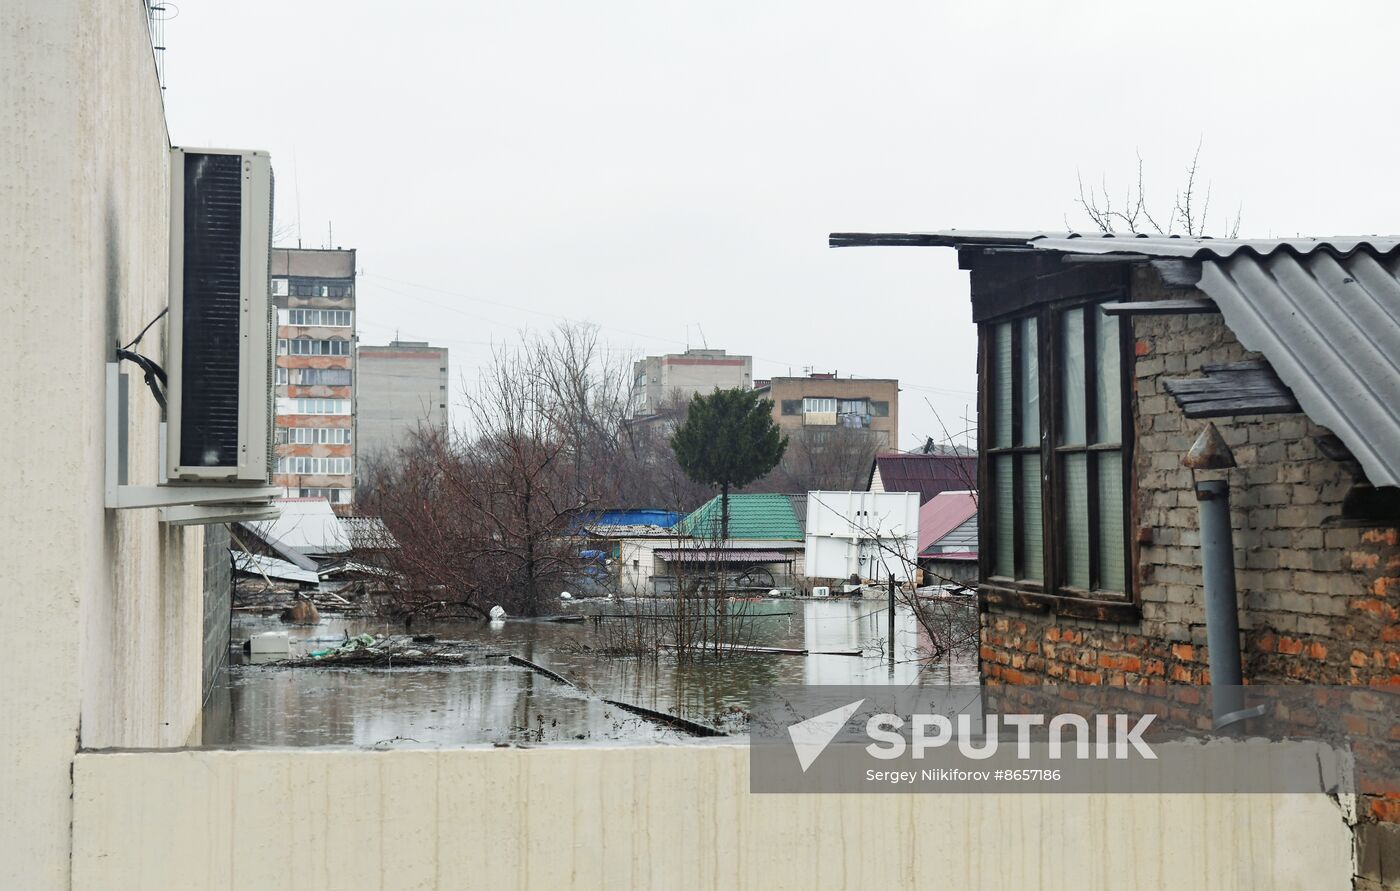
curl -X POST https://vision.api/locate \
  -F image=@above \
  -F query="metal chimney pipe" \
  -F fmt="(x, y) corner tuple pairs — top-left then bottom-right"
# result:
(1183, 423), (1264, 729)
(1194, 479), (1247, 725)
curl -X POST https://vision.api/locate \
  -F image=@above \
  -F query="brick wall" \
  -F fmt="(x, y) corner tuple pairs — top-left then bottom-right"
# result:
(981, 266), (1400, 688)
(975, 266), (1400, 871)
(201, 524), (232, 704)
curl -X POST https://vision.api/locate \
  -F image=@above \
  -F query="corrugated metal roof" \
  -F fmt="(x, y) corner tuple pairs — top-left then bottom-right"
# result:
(233, 552), (320, 584)
(917, 490), (977, 555)
(786, 494), (808, 527)
(248, 498), (349, 555)
(832, 229), (1400, 259)
(678, 494), (804, 541)
(1196, 250), (1400, 487)
(870, 453), (978, 504)
(834, 229), (1400, 488)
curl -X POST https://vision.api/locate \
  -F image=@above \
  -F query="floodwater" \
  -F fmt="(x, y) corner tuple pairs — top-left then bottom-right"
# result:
(203, 597), (979, 748)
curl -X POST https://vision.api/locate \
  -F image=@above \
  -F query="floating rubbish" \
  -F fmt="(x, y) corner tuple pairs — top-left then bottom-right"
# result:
(559, 591), (572, 600)
(249, 631), (290, 659)
(489, 605), (506, 619)
(310, 633), (376, 658)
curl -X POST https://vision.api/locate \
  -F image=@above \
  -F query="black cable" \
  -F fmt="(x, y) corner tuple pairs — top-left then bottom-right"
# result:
(116, 348), (168, 411)
(121, 306), (169, 350)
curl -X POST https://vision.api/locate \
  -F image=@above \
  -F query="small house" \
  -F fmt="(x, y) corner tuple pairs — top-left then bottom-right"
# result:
(917, 489), (978, 586)
(868, 452), (978, 504)
(838, 230), (1400, 824)
(652, 493), (808, 594)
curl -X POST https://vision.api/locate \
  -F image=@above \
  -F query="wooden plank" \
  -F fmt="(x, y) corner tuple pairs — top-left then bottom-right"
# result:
(1163, 362), (1300, 418)
(977, 585), (1142, 623)
(600, 699), (727, 738)
(1176, 397), (1302, 419)
(1149, 258), (1203, 287)
(1100, 299), (1218, 316)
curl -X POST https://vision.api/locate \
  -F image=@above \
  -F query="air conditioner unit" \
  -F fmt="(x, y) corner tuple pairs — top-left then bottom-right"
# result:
(812, 585), (830, 598)
(166, 147), (275, 483)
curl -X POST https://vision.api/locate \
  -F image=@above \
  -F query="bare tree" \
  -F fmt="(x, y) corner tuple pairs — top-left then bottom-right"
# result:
(1072, 140), (1242, 238)
(764, 427), (884, 493)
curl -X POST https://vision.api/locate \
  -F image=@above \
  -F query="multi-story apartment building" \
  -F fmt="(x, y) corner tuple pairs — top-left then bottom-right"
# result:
(355, 340), (449, 480)
(271, 247), (357, 511)
(761, 372), (900, 449)
(632, 348), (753, 417)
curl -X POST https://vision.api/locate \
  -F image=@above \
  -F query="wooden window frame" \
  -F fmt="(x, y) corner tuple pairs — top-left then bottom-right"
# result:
(979, 292), (1137, 622)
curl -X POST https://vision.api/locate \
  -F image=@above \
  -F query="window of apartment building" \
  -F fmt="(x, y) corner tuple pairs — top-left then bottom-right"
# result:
(803, 397), (837, 414)
(286, 367), (352, 386)
(287, 309), (352, 327)
(288, 279), (352, 299)
(288, 398), (351, 415)
(277, 456), (352, 475)
(287, 337), (351, 356)
(271, 278), (289, 296)
(299, 487), (352, 503)
(983, 301), (1131, 602)
(275, 367), (288, 386)
(837, 399), (872, 428)
(276, 427), (352, 445)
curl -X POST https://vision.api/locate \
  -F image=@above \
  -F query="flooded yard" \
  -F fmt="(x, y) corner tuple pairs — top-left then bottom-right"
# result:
(203, 597), (978, 748)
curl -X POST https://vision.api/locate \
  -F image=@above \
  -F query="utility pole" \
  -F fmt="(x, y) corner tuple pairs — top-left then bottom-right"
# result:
(887, 573), (896, 670)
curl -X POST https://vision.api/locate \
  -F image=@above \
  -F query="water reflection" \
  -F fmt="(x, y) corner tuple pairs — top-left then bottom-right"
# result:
(206, 598), (978, 748)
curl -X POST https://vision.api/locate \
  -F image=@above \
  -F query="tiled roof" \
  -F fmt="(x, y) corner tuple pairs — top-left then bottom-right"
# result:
(678, 493), (804, 541)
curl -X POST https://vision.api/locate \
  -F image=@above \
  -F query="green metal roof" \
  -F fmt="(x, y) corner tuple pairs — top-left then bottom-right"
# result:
(678, 494), (803, 541)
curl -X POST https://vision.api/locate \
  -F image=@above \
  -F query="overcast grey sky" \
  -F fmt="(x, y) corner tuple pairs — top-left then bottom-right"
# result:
(165, 1), (1400, 451)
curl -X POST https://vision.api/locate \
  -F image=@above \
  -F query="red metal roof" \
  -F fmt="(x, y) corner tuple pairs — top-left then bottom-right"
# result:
(872, 453), (978, 504)
(917, 490), (977, 556)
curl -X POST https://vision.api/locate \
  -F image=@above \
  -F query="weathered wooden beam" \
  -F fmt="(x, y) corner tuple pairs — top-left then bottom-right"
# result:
(1163, 361), (1301, 418)
(1101, 299), (1219, 316)
(1061, 254), (1150, 263)
(1150, 258), (1204, 287)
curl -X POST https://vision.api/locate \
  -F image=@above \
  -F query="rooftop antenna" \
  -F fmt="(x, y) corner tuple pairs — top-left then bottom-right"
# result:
(327, 221), (333, 250)
(292, 149), (303, 248)
(696, 323), (709, 349)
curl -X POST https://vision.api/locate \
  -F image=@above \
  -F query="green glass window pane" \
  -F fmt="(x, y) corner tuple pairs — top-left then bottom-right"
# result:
(1097, 452), (1125, 592)
(993, 323), (1012, 448)
(1063, 453), (1090, 589)
(1020, 453), (1043, 581)
(994, 454), (1014, 577)
(1060, 308), (1085, 445)
(1019, 316), (1039, 447)
(1094, 305), (1122, 444)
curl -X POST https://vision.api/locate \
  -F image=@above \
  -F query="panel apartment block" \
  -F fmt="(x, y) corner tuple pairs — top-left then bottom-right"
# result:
(271, 247), (357, 511)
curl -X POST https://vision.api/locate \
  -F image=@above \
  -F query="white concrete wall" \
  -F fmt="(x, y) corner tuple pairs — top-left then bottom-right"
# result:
(0, 2), (205, 887)
(618, 538), (659, 593)
(71, 747), (1354, 890)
